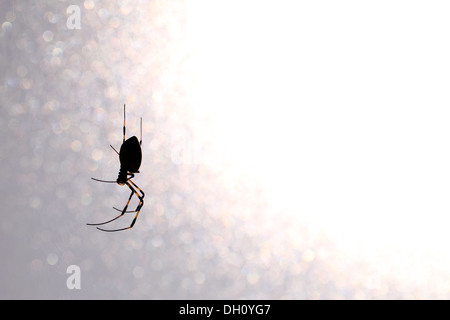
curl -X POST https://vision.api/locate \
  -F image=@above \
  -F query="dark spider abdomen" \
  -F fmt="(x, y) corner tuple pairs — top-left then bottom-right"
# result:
(119, 136), (142, 173)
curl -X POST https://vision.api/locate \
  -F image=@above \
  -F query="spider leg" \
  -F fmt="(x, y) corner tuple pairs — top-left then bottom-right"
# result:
(111, 173), (139, 212)
(110, 145), (119, 155)
(86, 184), (135, 228)
(140, 117), (142, 146)
(112, 207), (135, 213)
(86, 214), (124, 227)
(96, 180), (144, 232)
(129, 179), (145, 199)
(123, 104), (126, 143)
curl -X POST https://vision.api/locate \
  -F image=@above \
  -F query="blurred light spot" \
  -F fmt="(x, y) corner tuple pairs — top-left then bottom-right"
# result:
(98, 8), (109, 19)
(1, 21), (12, 32)
(46, 11), (60, 24)
(108, 132), (120, 145)
(51, 121), (62, 134)
(91, 148), (103, 161)
(94, 107), (106, 121)
(150, 236), (164, 248)
(43, 100), (60, 113)
(6, 77), (17, 88)
(194, 272), (205, 285)
(79, 121), (91, 134)
(62, 68), (78, 81)
(120, 4), (133, 15)
(52, 47), (63, 56)
(109, 17), (121, 28)
(6, 11), (16, 22)
(60, 117), (71, 131)
(84, 0), (95, 10)
(105, 86), (118, 99)
(302, 249), (316, 263)
(20, 78), (33, 90)
(89, 163), (99, 172)
(81, 193), (92, 206)
(42, 30), (54, 42)
(29, 196), (42, 209)
(259, 247), (272, 267)
(16, 65), (28, 77)
(125, 238), (144, 251)
(133, 266), (145, 279)
(47, 253), (59, 265)
(71, 140), (83, 152)
(154, 203), (165, 217)
(246, 272), (260, 285)
(91, 59), (106, 75)
(181, 278), (193, 290)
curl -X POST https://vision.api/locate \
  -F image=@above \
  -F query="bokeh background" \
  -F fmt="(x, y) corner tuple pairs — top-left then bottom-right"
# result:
(2, 0), (450, 299)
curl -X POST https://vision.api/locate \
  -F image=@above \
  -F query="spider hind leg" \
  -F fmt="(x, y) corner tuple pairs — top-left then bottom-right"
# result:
(89, 180), (144, 232)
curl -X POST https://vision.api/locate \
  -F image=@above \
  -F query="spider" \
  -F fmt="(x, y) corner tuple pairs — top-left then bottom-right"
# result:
(87, 104), (145, 232)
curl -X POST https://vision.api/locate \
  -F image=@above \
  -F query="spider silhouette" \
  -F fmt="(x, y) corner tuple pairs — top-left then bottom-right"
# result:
(87, 104), (145, 232)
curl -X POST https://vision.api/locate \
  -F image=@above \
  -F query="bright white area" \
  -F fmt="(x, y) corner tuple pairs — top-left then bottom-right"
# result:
(185, 0), (450, 264)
